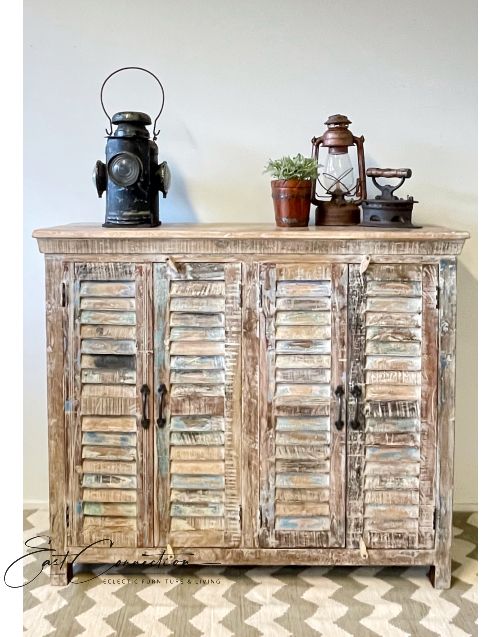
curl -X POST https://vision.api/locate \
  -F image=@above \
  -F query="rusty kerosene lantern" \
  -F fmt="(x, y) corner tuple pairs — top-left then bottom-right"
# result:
(93, 67), (171, 227)
(360, 168), (420, 228)
(311, 114), (367, 225)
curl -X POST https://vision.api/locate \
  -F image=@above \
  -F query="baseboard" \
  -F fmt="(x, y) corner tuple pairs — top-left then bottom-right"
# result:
(453, 502), (478, 512)
(24, 501), (478, 512)
(23, 500), (49, 510)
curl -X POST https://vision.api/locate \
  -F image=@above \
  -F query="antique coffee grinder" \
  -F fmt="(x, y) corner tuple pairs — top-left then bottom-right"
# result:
(360, 168), (420, 228)
(93, 67), (171, 227)
(311, 115), (367, 225)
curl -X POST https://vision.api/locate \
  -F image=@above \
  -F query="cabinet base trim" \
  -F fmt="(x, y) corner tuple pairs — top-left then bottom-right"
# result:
(65, 545), (435, 566)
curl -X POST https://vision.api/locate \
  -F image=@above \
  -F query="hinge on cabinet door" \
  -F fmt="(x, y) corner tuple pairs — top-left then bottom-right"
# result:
(258, 505), (262, 528)
(436, 286), (440, 310)
(239, 504), (242, 528)
(65, 504), (69, 529)
(60, 282), (67, 307)
(240, 283), (243, 309)
(433, 507), (438, 530)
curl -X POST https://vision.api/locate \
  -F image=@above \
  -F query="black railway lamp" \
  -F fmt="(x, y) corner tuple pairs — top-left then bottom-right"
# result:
(93, 67), (171, 227)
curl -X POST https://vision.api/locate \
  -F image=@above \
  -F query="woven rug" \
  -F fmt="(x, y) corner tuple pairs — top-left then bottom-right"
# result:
(22, 508), (477, 637)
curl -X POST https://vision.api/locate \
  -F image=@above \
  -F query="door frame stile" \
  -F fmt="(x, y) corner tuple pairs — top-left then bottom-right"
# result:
(258, 264), (277, 547)
(47, 257), (73, 584)
(136, 263), (154, 547)
(346, 264), (366, 548)
(153, 262), (172, 547)
(330, 263), (348, 546)
(241, 260), (260, 548)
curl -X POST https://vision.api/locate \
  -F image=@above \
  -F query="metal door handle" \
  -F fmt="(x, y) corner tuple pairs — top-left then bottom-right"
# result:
(350, 385), (362, 430)
(157, 383), (167, 428)
(140, 384), (150, 429)
(334, 385), (345, 431)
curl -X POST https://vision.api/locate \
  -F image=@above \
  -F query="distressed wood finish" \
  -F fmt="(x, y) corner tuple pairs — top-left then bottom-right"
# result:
(66, 263), (150, 550)
(35, 224), (467, 587)
(259, 263), (346, 548)
(33, 223), (469, 257)
(430, 258), (457, 589)
(154, 261), (242, 548)
(346, 266), (366, 548)
(356, 263), (439, 551)
(46, 258), (73, 585)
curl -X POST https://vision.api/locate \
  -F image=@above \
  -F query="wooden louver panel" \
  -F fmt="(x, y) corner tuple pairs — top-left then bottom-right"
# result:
(154, 262), (242, 547)
(347, 263), (438, 550)
(68, 263), (149, 548)
(259, 264), (346, 548)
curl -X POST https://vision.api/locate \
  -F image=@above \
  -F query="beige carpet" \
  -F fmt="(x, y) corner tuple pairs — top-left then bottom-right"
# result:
(23, 509), (477, 636)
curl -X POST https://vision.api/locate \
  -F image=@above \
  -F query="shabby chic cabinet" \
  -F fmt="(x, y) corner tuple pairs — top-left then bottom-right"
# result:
(33, 223), (468, 588)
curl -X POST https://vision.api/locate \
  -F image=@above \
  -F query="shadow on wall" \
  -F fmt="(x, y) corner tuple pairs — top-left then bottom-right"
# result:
(161, 161), (199, 224)
(455, 260), (478, 504)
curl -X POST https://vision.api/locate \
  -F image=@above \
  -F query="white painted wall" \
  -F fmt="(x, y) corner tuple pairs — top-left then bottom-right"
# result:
(24, 0), (477, 507)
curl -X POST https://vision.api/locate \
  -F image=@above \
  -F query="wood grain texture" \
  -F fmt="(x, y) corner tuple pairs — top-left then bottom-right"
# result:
(33, 224), (469, 259)
(259, 262), (345, 549)
(242, 262), (260, 548)
(65, 544), (436, 566)
(419, 265), (439, 549)
(346, 264), (366, 549)
(155, 261), (242, 548)
(359, 262), (434, 551)
(46, 258), (71, 585)
(37, 226), (465, 587)
(259, 264), (277, 547)
(330, 263), (347, 546)
(69, 262), (150, 549)
(222, 263), (242, 546)
(430, 258), (457, 588)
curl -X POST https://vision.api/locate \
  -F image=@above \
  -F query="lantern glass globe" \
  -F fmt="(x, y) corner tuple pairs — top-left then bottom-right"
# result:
(321, 151), (355, 195)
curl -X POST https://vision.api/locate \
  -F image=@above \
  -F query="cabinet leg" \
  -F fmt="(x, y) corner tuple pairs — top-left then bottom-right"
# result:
(428, 558), (451, 589)
(50, 562), (73, 586)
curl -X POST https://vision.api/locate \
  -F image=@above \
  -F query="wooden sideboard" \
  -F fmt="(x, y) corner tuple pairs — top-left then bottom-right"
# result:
(33, 223), (468, 588)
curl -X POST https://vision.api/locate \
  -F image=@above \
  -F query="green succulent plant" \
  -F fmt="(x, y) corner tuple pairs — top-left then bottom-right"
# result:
(264, 153), (319, 181)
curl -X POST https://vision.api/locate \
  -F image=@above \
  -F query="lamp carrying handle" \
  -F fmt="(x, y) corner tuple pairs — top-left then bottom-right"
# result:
(366, 168), (412, 179)
(100, 66), (165, 140)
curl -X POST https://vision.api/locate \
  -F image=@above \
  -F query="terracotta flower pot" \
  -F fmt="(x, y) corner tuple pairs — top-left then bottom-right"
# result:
(271, 179), (311, 227)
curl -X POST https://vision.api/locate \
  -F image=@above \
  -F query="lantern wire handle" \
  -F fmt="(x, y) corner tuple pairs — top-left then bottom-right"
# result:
(100, 66), (165, 140)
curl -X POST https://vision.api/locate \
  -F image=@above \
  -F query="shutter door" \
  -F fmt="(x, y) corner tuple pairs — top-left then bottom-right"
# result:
(68, 263), (151, 548)
(154, 262), (242, 547)
(259, 263), (347, 548)
(347, 263), (438, 549)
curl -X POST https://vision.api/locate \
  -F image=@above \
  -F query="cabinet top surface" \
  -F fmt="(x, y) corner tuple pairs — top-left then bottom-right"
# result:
(33, 222), (469, 242)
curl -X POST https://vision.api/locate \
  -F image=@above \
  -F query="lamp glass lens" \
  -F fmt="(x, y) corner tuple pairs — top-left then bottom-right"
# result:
(109, 153), (141, 187)
(320, 150), (355, 194)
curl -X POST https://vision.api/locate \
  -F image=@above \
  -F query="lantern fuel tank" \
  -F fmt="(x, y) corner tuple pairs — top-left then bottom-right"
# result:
(93, 68), (171, 227)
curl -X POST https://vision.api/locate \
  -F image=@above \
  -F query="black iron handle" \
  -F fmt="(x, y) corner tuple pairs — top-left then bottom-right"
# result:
(366, 167), (412, 200)
(100, 66), (165, 140)
(366, 168), (412, 178)
(140, 384), (150, 429)
(334, 385), (345, 431)
(157, 383), (167, 428)
(350, 385), (362, 430)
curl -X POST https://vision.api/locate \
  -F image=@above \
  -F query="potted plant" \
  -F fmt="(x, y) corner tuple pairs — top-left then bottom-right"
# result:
(264, 153), (319, 227)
